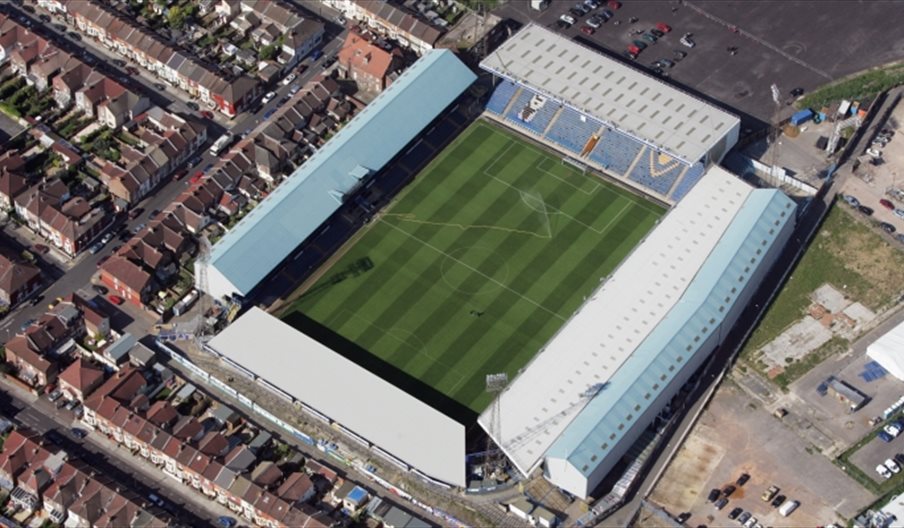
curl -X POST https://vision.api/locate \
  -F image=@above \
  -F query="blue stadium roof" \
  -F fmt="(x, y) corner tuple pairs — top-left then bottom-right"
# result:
(545, 188), (795, 474)
(205, 50), (476, 298)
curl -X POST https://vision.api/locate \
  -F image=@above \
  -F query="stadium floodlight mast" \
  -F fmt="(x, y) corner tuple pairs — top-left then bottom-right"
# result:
(484, 373), (509, 479)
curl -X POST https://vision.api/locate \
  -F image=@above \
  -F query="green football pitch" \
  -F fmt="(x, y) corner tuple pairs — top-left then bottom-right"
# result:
(280, 122), (665, 413)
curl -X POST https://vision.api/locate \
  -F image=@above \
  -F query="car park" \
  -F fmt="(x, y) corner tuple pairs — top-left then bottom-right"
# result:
(728, 507), (743, 520)
(715, 497), (728, 510)
(880, 222), (896, 234)
(771, 494), (786, 507)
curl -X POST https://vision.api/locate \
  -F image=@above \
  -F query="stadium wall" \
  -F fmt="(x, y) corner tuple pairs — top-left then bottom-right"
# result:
(544, 189), (796, 498)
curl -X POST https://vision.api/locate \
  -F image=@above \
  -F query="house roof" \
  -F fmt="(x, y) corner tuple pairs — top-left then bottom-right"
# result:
(338, 32), (395, 82)
(0, 246), (40, 298)
(59, 358), (104, 394)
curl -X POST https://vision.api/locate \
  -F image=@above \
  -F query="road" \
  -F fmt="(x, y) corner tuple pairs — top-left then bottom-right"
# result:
(0, 381), (225, 526)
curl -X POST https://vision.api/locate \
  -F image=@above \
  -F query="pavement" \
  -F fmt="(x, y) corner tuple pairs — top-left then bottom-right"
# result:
(492, 0), (904, 130)
(0, 379), (223, 526)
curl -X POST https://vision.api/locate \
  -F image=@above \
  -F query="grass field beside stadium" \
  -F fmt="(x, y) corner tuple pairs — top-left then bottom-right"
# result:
(280, 122), (665, 413)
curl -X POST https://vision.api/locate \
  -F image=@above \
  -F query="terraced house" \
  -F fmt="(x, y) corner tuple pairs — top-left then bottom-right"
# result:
(49, 0), (259, 117)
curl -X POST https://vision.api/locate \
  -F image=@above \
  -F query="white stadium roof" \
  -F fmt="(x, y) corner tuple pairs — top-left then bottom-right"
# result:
(867, 319), (904, 381)
(480, 166), (755, 475)
(480, 23), (739, 165)
(207, 308), (466, 486)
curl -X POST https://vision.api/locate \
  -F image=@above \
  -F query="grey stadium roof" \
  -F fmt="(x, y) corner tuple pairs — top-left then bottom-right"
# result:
(479, 23), (739, 165)
(207, 308), (467, 487)
(203, 50), (476, 300)
(479, 167), (757, 476)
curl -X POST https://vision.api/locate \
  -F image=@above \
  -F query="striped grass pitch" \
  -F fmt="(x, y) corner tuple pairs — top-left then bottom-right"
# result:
(281, 122), (665, 413)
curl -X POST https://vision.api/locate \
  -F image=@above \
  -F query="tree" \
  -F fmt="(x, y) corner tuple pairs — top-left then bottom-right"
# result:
(167, 5), (196, 29)
(259, 44), (278, 61)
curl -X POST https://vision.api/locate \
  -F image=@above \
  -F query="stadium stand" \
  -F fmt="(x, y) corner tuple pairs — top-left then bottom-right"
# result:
(545, 107), (603, 155)
(627, 148), (686, 196)
(588, 128), (645, 176)
(507, 93), (561, 136)
(670, 162), (707, 202)
(486, 81), (518, 115)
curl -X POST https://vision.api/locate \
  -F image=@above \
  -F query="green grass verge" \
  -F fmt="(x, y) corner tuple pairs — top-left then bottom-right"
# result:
(282, 122), (665, 412)
(798, 64), (904, 110)
(0, 102), (20, 119)
(744, 204), (904, 358)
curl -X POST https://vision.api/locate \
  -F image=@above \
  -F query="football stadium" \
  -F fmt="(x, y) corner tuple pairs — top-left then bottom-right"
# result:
(200, 24), (796, 497)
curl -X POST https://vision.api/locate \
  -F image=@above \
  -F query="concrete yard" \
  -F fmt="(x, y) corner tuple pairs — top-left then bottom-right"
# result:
(494, 0), (904, 129)
(650, 380), (876, 527)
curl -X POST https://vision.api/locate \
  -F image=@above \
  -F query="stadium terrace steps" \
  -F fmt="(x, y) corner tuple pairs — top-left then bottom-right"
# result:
(486, 81), (518, 115)
(587, 128), (645, 176)
(670, 162), (707, 202)
(545, 107), (604, 155)
(627, 147), (685, 196)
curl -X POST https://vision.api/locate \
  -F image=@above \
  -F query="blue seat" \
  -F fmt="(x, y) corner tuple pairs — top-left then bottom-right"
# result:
(486, 81), (518, 115)
(505, 90), (560, 136)
(670, 162), (706, 201)
(588, 129), (644, 176)
(627, 148), (685, 195)
(545, 108), (602, 154)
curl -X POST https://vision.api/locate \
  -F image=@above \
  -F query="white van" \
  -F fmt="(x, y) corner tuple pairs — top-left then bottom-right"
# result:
(779, 499), (799, 517)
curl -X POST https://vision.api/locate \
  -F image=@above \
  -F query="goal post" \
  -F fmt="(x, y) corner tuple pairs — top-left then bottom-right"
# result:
(562, 156), (588, 175)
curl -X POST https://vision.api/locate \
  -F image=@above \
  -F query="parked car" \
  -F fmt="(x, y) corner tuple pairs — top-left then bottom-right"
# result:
(217, 517), (237, 528)
(650, 28), (665, 38)
(761, 485), (779, 501)
(880, 198), (895, 210)
(673, 50), (688, 60)
(790, 87), (805, 97)
(842, 194), (860, 207)
(743, 516), (757, 528)
(627, 44), (642, 55)
(559, 14), (576, 27)
(622, 50), (638, 60)
(778, 500), (800, 517)
(771, 494), (786, 507)
(659, 58), (674, 68)
(129, 207), (144, 219)
(580, 25), (595, 35)
(186, 101), (199, 111)
(880, 222), (896, 234)
(262, 91), (277, 104)
(587, 14), (605, 27)
(107, 295), (124, 305)
(727, 507), (743, 520)
(88, 242), (104, 255)
(656, 22), (672, 33)
(642, 32), (657, 44)
(858, 205), (874, 216)
(714, 497), (728, 510)
(737, 511), (751, 524)
(887, 458), (901, 473)
(879, 430), (895, 442)
(632, 40), (648, 50)
(867, 147), (883, 157)
(735, 473), (750, 486)
(101, 232), (113, 245)
(680, 32), (696, 48)
(608, 0), (621, 9)
(707, 488), (720, 502)
(48, 390), (63, 402)
(282, 73), (296, 86)
(583, 0), (600, 8)
(721, 484), (736, 497)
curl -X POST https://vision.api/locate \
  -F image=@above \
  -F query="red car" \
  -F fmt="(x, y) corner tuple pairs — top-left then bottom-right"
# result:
(107, 295), (124, 305)
(880, 199), (895, 210)
(627, 44), (642, 55)
(656, 22), (672, 33)
(190, 171), (204, 184)
(580, 25), (595, 35)
(608, 0), (621, 9)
